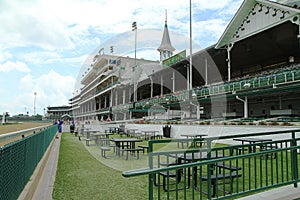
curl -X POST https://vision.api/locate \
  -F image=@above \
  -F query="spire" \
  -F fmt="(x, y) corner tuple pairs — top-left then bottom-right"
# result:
(158, 10), (175, 62)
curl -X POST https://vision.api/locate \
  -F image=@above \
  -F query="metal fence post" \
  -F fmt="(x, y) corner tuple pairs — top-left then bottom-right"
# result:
(291, 131), (298, 187)
(148, 140), (154, 200)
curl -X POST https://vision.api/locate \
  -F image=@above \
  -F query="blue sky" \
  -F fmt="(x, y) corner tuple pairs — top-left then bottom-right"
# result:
(0, 0), (245, 116)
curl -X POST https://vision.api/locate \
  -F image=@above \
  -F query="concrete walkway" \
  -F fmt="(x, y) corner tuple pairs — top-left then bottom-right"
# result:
(237, 184), (300, 200)
(18, 132), (61, 200)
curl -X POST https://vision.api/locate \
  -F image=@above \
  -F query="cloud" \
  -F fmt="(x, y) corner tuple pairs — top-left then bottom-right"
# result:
(0, 61), (31, 73)
(0, 0), (244, 115)
(16, 69), (76, 114)
(20, 51), (88, 65)
(0, 50), (13, 62)
(0, 0), (239, 51)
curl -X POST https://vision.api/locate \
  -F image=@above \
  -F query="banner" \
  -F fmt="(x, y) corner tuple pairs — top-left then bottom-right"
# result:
(162, 50), (186, 67)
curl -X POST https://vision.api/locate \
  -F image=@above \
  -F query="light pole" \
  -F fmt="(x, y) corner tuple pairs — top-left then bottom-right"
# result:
(132, 21), (137, 102)
(34, 92), (37, 115)
(189, 0), (193, 92)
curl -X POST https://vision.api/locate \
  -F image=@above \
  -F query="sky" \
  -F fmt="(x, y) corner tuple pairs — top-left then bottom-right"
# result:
(0, 0), (246, 116)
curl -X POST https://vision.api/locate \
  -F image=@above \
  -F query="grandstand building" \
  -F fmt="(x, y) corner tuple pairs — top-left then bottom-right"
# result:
(70, 0), (300, 122)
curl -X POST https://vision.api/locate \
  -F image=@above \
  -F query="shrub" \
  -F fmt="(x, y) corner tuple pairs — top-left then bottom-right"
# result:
(258, 121), (267, 125)
(238, 121), (246, 125)
(281, 122), (293, 126)
(268, 121), (279, 126)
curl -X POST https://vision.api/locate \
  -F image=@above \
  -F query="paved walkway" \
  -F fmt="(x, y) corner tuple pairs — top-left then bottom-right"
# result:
(18, 132), (61, 200)
(32, 133), (61, 200)
(237, 184), (300, 200)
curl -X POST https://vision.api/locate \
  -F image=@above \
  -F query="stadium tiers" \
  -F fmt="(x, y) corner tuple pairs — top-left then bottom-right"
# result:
(70, 0), (300, 122)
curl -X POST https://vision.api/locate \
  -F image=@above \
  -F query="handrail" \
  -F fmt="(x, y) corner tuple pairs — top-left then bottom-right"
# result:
(122, 145), (299, 178)
(122, 129), (300, 199)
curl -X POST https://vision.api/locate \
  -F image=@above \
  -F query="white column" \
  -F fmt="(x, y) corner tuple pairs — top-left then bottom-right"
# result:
(150, 76), (153, 98)
(187, 65), (190, 91)
(244, 96), (248, 118)
(161, 75), (163, 96)
(115, 89), (118, 106)
(110, 90), (113, 107)
(236, 96), (248, 118)
(196, 104), (200, 120)
(123, 89), (126, 104)
(205, 58), (208, 86)
(227, 44), (233, 82)
(129, 87), (132, 102)
(172, 70), (175, 92)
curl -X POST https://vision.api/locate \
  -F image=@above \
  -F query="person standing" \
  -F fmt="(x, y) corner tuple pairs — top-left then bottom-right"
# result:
(58, 119), (63, 133)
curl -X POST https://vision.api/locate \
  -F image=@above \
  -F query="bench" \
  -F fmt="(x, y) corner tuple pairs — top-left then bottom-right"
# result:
(202, 172), (242, 197)
(100, 146), (111, 158)
(121, 148), (143, 160)
(216, 163), (242, 173)
(158, 171), (186, 192)
(85, 138), (91, 146)
(138, 145), (149, 154)
(259, 143), (278, 159)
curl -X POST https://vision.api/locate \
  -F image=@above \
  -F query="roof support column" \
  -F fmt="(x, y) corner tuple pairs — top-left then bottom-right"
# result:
(123, 89), (126, 104)
(129, 87), (132, 102)
(186, 65), (190, 90)
(172, 70), (175, 93)
(227, 43), (233, 82)
(236, 96), (248, 118)
(115, 89), (118, 107)
(161, 74), (163, 96)
(110, 90), (113, 107)
(205, 58), (208, 86)
(149, 76), (153, 98)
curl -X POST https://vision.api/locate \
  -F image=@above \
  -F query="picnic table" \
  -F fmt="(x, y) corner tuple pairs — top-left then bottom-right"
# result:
(92, 132), (114, 145)
(233, 137), (272, 153)
(141, 130), (159, 140)
(111, 138), (142, 156)
(171, 151), (242, 197)
(181, 134), (208, 147)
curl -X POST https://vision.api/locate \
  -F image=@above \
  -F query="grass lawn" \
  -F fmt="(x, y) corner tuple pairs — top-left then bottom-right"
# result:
(52, 132), (148, 200)
(52, 132), (300, 199)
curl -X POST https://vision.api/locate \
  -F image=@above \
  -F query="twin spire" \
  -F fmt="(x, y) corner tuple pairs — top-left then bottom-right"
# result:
(157, 10), (175, 62)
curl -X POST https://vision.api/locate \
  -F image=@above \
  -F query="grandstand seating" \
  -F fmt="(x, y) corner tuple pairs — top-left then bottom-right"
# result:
(118, 63), (300, 113)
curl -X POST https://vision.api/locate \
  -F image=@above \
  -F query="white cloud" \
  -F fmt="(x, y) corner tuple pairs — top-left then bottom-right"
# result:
(0, 50), (13, 62)
(20, 51), (88, 66)
(17, 69), (76, 114)
(0, 61), (31, 73)
(194, 0), (233, 10)
(0, 0), (244, 115)
(0, 0), (239, 51)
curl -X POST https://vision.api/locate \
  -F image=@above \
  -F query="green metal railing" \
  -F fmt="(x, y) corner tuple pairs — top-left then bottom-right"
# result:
(116, 65), (300, 112)
(0, 125), (57, 200)
(123, 129), (300, 199)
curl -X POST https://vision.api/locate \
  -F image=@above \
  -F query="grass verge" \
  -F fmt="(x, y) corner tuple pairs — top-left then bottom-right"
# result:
(52, 132), (148, 200)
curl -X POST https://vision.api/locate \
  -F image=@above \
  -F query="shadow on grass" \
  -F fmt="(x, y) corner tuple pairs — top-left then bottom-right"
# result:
(52, 132), (148, 200)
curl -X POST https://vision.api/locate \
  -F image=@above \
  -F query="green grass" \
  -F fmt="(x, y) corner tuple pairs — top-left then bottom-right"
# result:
(53, 133), (300, 199)
(52, 133), (148, 200)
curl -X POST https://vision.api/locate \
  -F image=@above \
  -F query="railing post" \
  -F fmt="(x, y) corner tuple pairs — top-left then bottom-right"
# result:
(207, 138), (212, 198)
(148, 140), (154, 200)
(291, 131), (298, 187)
